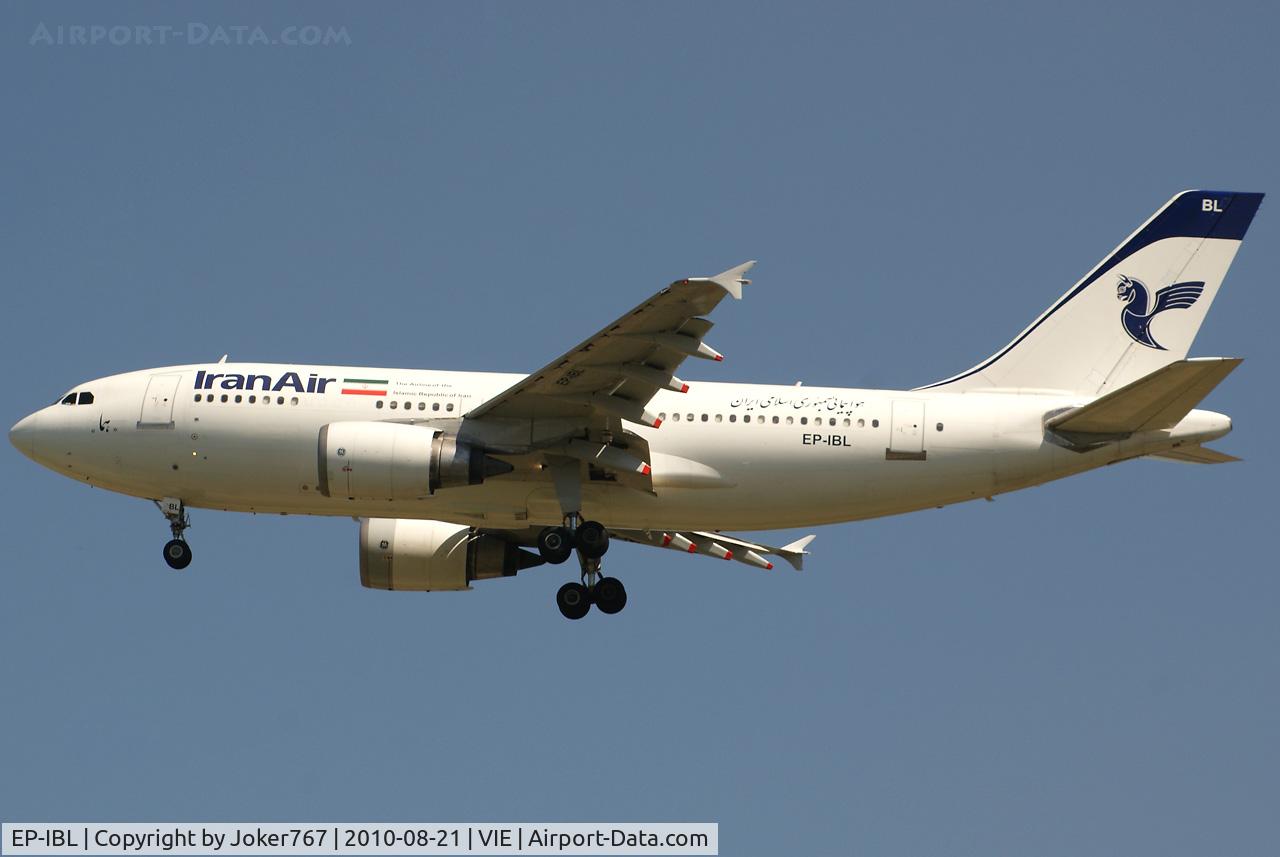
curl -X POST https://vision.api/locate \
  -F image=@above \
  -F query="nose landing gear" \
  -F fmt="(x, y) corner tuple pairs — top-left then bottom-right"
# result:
(155, 497), (192, 570)
(542, 515), (626, 619)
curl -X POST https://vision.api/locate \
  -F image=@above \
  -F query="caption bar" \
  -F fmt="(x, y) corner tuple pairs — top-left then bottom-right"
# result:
(2, 824), (717, 856)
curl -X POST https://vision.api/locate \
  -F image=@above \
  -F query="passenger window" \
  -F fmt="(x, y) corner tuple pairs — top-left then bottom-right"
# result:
(418, 402), (425, 411)
(194, 394), (202, 402)
(701, 414), (708, 422)
(277, 396), (285, 405)
(936, 422), (944, 431)
(221, 394), (229, 403)
(800, 417), (808, 425)
(729, 414), (737, 423)
(659, 413), (666, 421)
(786, 416), (794, 425)
(61, 393), (76, 405)
(772, 416), (779, 424)
(872, 419), (880, 428)
(78, 392), (94, 405)
(249, 395), (256, 403)
(672, 413), (681, 422)
(715, 414), (723, 423)
(858, 418), (865, 428)
(433, 403), (440, 412)
(743, 415), (751, 423)
(390, 401), (398, 409)
(446, 403), (454, 412)
(291, 397), (299, 406)
(376, 400), (384, 409)
(235, 395), (242, 403)
(829, 418), (836, 426)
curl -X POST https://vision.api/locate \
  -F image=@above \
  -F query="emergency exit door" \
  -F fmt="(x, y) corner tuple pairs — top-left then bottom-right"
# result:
(138, 373), (182, 429)
(886, 399), (926, 460)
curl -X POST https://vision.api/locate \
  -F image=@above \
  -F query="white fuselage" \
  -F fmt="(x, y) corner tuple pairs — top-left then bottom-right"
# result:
(11, 362), (1231, 533)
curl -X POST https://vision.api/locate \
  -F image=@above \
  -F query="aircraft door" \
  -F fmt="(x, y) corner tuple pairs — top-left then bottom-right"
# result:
(886, 399), (927, 460)
(138, 373), (182, 429)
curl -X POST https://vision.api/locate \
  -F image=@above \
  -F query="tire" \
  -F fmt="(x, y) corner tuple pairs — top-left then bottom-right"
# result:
(556, 582), (591, 620)
(576, 520), (610, 559)
(163, 539), (192, 570)
(594, 576), (627, 615)
(537, 527), (575, 564)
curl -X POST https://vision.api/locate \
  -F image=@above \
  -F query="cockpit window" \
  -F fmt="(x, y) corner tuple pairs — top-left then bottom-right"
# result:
(60, 393), (77, 405)
(78, 392), (95, 405)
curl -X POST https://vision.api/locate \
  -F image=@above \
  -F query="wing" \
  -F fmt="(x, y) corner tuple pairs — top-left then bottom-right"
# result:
(612, 529), (816, 571)
(466, 262), (755, 426)
(481, 526), (815, 570)
(1151, 281), (1205, 314)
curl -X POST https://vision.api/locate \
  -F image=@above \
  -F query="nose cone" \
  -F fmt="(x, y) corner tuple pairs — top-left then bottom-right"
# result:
(9, 412), (39, 458)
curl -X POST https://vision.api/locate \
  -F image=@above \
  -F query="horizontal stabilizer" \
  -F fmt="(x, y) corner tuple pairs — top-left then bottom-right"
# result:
(1047, 357), (1241, 438)
(1148, 445), (1241, 464)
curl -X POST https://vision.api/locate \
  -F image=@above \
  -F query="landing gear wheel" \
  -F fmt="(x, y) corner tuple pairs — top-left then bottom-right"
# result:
(594, 576), (627, 615)
(556, 582), (591, 620)
(537, 526), (575, 565)
(156, 498), (193, 570)
(576, 520), (610, 559)
(163, 539), (192, 570)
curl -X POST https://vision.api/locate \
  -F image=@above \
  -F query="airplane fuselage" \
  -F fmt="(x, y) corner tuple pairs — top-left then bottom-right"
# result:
(8, 192), (1259, 617)
(12, 362), (1232, 532)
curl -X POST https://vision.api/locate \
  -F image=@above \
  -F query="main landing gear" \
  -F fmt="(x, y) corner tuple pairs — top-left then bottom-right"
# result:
(156, 498), (192, 570)
(539, 515), (626, 619)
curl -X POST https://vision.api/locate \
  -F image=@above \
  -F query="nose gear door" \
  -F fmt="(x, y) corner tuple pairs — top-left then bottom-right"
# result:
(138, 373), (182, 429)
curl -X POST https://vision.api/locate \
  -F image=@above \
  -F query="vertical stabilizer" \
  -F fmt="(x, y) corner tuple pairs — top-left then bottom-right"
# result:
(919, 191), (1262, 395)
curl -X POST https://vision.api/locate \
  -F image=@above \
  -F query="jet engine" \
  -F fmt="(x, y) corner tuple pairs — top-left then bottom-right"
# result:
(359, 518), (544, 591)
(318, 422), (512, 500)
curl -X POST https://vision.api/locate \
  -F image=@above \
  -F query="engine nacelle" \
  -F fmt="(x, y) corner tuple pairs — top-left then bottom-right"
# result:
(318, 422), (512, 500)
(359, 518), (543, 591)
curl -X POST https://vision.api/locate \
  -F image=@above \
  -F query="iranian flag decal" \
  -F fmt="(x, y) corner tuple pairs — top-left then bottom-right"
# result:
(341, 378), (389, 396)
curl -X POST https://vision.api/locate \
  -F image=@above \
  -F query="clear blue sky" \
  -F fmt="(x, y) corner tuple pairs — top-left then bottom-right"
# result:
(2, 2), (1277, 854)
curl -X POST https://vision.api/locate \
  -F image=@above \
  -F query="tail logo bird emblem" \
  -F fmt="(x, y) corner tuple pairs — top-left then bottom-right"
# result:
(1115, 275), (1206, 351)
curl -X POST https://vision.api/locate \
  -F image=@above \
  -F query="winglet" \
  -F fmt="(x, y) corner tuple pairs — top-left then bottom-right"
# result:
(778, 534), (816, 571)
(707, 260), (756, 300)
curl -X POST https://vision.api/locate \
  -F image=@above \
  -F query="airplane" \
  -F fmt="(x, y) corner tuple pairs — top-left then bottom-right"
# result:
(9, 190), (1262, 619)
